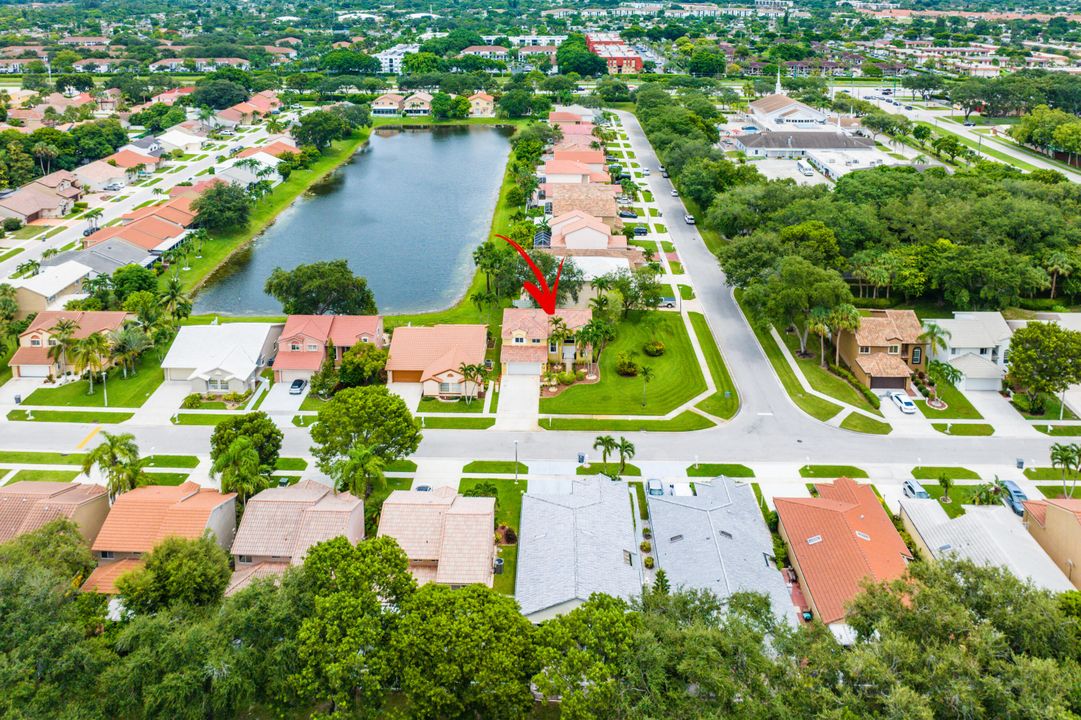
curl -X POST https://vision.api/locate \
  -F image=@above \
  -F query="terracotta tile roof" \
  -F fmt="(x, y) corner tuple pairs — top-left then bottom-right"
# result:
(553, 136), (598, 152)
(82, 558), (143, 595)
(272, 350), (324, 371)
(855, 309), (923, 347)
(237, 140), (298, 159)
(86, 215), (185, 252)
(92, 482), (235, 554)
(549, 183), (621, 222)
(774, 478), (911, 625)
(22, 310), (130, 339)
(558, 123), (596, 136)
(280, 314), (382, 348)
(544, 159), (598, 176)
(386, 324), (487, 382)
(377, 487), (495, 586)
(501, 308), (591, 342)
(0, 482), (107, 543)
(105, 148), (159, 169)
(749, 93), (802, 114)
(373, 93), (405, 106)
(225, 561), (291, 595)
(549, 111), (583, 123)
(855, 352), (912, 378)
(121, 196), (196, 227)
(500, 344), (549, 363)
(553, 149), (605, 165)
(9, 345), (51, 366)
(469, 92), (494, 101)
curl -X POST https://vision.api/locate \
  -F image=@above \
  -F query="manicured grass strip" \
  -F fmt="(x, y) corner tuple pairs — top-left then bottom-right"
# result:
(458, 475), (527, 594)
(777, 330), (881, 416)
(736, 292), (841, 422)
(421, 417), (496, 429)
(418, 397), (484, 414)
(686, 463), (754, 478)
(678, 284), (694, 300)
(292, 415), (315, 428)
(1012, 393), (1078, 421)
(24, 356), (166, 409)
(629, 481), (649, 520)
(275, 457), (309, 471)
(1036, 425), (1081, 436)
(911, 466), (980, 481)
(839, 412), (892, 435)
(1036, 484), (1081, 499)
(914, 383), (983, 420)
(932, 423), (994, 436)
(924, 484), (986, 519)
(0, 450), (85, 465)
(10, 224), (47, 239)
(7, 468), (81, 484)
(668, 261), (683, 274)
(688, 312), (738, 420)
(917, 121), (1040, 171)
(1024, 467), (1081, 481)
(799, 464), (868, 479)
(543, 411), (714, 432)
(8, 409), (133, 423)
(577, 462), (642, 476)
(146, 472), (190, 486)
(145, 455), (200, 469)
(173, 413), (234, 426)
(299, 394), (327, 411)
(386, 459), (418, 473)
(462, 461), (528, 474)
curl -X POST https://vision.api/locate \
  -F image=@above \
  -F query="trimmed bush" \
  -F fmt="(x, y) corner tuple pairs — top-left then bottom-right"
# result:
(829, 364), (881, 409)
(640, 540), (652, 553)
(643, 340), (666, 357)
(181, 394), (203, 409)
(616, 352), (639, 377)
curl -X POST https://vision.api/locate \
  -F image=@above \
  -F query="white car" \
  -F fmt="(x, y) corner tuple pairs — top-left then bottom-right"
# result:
(670, 189), (679, 197)
(684, 214), (696, 225)
(889, 391), (917, 414)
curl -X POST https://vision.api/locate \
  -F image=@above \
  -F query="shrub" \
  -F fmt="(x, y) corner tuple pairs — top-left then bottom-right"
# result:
(557, 371), (575, 385)
(766, 509), (779, 533)
(3, 217), (22, 231)
(829, 364), (880, 409)
(644, 556), (655, 569)
(181, 394), (203, 409)
(575, 369), (586, 381)
(503, 527), (517, 544)
(772, 535), (789, 567)
(643, 340), (665, 357)
(616, 352), (639, 377)
(642, 527), (652, 539)
(640, 540), (651, 553)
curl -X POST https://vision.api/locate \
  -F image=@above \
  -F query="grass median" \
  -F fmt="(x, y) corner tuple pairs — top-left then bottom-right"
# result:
(688, 312), (738, 420)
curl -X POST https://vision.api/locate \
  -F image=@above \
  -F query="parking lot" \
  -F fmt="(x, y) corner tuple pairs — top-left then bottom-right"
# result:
(748, 157), (831, 185)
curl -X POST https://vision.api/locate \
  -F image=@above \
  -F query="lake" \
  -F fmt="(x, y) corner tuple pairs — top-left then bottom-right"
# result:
(192, 125), (513, 316)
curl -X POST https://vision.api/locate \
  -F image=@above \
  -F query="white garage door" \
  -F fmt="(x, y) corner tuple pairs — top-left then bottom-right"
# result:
(507, 362), (542, 376)
(17, 365), (49, 378)
(278, 370), (311, 384)
(962, 376), (999, 392)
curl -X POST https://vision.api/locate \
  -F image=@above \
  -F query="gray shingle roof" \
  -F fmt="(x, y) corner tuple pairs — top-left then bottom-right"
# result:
(647, 478), (798, 625)
(737, 131), (873, 150)
(41, 238), (152, 276)
(515, 478), (642, 620)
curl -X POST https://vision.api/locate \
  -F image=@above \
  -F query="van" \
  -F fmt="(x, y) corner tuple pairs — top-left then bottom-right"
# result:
(796, 160), (814, 177)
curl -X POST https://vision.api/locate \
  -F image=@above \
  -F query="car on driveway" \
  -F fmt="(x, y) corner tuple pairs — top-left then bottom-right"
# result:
(660, 296), (677, 308)
(289, 379), (307, 395)
(902, 479), (930, 499)
(684, 214), (695, 224)
(888, 391), (916, 414)
(1000, 480), (1028, 516)
(618, 209), (638, 218)
(647, 479), (664, 496)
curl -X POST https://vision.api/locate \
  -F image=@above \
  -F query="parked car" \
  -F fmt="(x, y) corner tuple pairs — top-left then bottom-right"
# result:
(904, 105), (914, 110)
(658, 165), (666, 173)
(103, 182), (123, 192)
(670, 189), (679, 197)
(617, 195), (632, 203)
(661, 170), (669, 178)
(618, 209), (638, 218)
(889, 391), (917, 414)
(684, 214), (696, 225)
(660, 296), (677, 308)
(902, 479), (930, 499)
(647, 479), (665, 496)
(416, 485), (433, 492)
(642, 168), (651, 176)
(963, 120), (976, 127)
(1001, 480), (1028, 516)
(633, 226), (648, 236)
(289, 379), (307, 395)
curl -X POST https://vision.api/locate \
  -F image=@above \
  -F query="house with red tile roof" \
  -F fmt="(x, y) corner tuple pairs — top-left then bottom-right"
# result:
(104, 148), (162, 178)
(542, 159), (610, 184)
(82, 482), (236, 595)
(549, 111), (584, 124)
(557, 122), (596, 137)
(500, 308), (592, 375)
(9, 310), (130, 378)
(551, 148), (606, 171)
(377, 486), (496, 587)
(1024, 497), (1081, 589)
(403, 91), (433, 116)
(837, 309), (927, 391)
(386, 324), (487, 397)
(468, 92), (495, 117)
(372, 93), (405, 116)
(273, 314), (385, 383)
(548, 210), (626, 250)
(237, 139), (298, 160)
(120, 194), (197, 228)
(0, 481), (109, 544)
(83, 214), (187, 254)
(774, 477), (912, 638)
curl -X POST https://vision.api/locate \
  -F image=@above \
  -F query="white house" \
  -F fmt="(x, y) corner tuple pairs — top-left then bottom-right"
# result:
(927, 312), (1011, 391)
(162, 323), (283, 394)
(157, 129), (207, 154)
(747, 92), (829, 130)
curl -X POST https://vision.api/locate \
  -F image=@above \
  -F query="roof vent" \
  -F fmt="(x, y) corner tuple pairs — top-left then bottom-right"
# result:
(719, 530), (733, 539)
(807, 535), (823, 545)
(855, 531), (871, 541)
(669, 534), (684, 543)
(937, 543), (952, 552)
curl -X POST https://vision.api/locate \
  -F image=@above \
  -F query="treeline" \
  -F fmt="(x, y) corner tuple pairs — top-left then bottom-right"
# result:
(952, 70), (1081, 118)
(0, 118), (126, 187)
(4, 518), (1081, 719)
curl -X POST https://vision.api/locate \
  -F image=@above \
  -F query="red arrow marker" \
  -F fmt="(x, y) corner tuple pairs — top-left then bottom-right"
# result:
(496, 233), (564, 315)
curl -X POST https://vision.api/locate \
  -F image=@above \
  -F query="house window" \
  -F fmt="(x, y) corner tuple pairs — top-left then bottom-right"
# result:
(911, 347), (922, 365)
(858, 346), (870, 355)
(513, 337), (524, 344)
(623, 550), (633, 566)
(207, 378), (229, 392)
(980, 347), (989, 355)
(439, 382), (461, 394)
(361, 337), (369, 343)
(549, 342), (557, 353)
(887, 345), (900, 355)
(99, 551), (114, 559)
(48, 338), (57, 346)
(290, 343), (300, 351)
(30, 338), (41, 347)
(307, 344), (318, 351)
(238, 555), (252, 564)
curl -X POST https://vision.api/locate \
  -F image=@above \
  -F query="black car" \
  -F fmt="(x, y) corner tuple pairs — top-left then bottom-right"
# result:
(633, 226), (648, 236)
(618, 209), (637, 218)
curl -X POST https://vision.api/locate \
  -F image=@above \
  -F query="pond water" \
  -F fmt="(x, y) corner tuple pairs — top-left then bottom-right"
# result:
(192, 125), (513, 315)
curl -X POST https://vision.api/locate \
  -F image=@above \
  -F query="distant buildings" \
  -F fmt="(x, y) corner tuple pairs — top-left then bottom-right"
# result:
(375, 43), (419, 74)
(585, 32), (642, 74)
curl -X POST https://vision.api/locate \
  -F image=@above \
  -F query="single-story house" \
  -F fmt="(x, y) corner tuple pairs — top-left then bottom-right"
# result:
(926, 311), (1012, 391)
(104, 149), (162, 179)
(468, 92), (495, 117)
(542, 159), (610, 184)
(162, 323), (283, 394)
(551, 149), (606, 172)
(40, 238), (154, 280)
(500, 307), (592, 375)
(9, 310), (130, 378)
(385, 324), (487, 397)
(837, 309), (926, 392)
(899, 498), (1073, 592)
(0, 185), (75, 222)
(83, 482), (236, 595)
(157, 128), (207, 154)
(647, 478), (799, 624)
(378, 486), (496, 587)
(84, 215), (187, 255)
(237, 139), (299, 160)
(73, 159), (128, 192)
(228, 480), (364, 595)
(273, 314), (385, 383)
(547, 210), (625, 250)
(0, 481), (109, 544)
(9, 261), (92, 319)
(516, 478), (642, 622)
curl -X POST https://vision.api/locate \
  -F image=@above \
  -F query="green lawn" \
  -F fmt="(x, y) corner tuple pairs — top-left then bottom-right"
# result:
(912, 466), (981, 481)
(299, 394), (328, 412)
(915, 382), (983, 420)
(147, 472), (190, 486)
(173, 413), (233, 426)
(10, 224), (48, 240)
(654, 223), (668, 233)
(8, 409), (133, 423)
(420, 417), (495, 429)
(418, 397), (484, 414)
(542, 411), (714, 432)
(686, 463), (754, 478)
(0, 450), (85, 465)
(386, 459), (418, 473)
(1036, 425), (1081, 436)
(800, 464), (869, 479)
(540, 311), (705, 416)
(933, 423), (994, 436)
(0, 344), (13, 387)
(463, 461), (528, 474)
(275, 457), (309, 471)
(577, 462), (642, 476)
(916, 122), (1040, 172)
(1036, 484), (1081, 499)
(678, 285), (694, 300)
(458, 476), (527, 595)
(688, 312), (738, 420)
(7, 468), (81, 484)
(1024, 467), (1081, 482)
(668, 261), (683, 274)
(736, 292), (841, 422)
(145, 455), (200, 468)
(1011, 393), (1078, 421)
(777, 330), (881, 416)
(24, 355), (166, 409)
(924, 484), (985, 519)
(840, 412), (892, 434)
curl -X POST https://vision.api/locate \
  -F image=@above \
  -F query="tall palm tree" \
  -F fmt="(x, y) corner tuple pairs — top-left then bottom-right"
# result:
(458, 362), (479, 404)
(211, 436), (268, 507)
(109, 326), (150, 377)
(827, 304), (861, 367)
(548, 316), (570, 366)
(808, 307), (831, 368)
(592, 435), (617, 468)
(616, 436), (636, 475)
(472, 242), (500, 293)
(640, 364), (655, 407)
(918, 322), (952, 358)
(47, 317), (79, 375)
(927, 360), (961, 407)
(1044, 250), (1074, 300)
(71, 332), (110, 395)
(1051, 442), (1080, 499)
(160, 273), (192, 322)
(588, 293), (609, 315)
(82, 432), (145, 501)
(330, 444), (386, 499)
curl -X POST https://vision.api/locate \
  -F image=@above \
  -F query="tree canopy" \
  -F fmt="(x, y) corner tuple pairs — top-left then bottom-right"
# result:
(264, 259), (378, 315)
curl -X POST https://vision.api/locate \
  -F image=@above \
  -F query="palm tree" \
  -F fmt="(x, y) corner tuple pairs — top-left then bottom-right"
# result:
(827, 304), (860, 367)
(109, 326), (150, 377)
(926, 359), (961, 408)
(1043, 250), (1074, 300)
(592, 435), (617, 468)
(47, 317), (79, 375)
(211, 436), (268, 507)
(160, 273), (193, 322)
(592, 274), (612, 301)
(1051, 442), (1080, 499)
(82, 432), (145, 501)
(640, 364), (655, 407)
(918, 322), (952, 358)
(972, 477), (1008, 506)
(31, 141), (58, 174)
(937, 472), (953, 504)
(71, 332), (110, 396)
(588, 294), (610, 315)
(579, 318), (616, 369)
(548, 316), (570, 367)
(616, 436), (636, 475)
(458, 362), (479, 404)
(330, 444), (386, 499)
(808, 306), (831, 368)
(472, 242), (500, 293)
(197, 105), (216, 130)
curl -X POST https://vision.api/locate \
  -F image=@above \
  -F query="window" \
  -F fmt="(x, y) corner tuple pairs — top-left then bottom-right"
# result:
(47, 338), (57, 346)
(439, 382), (461, 394)
(307, 344), (318, 351)
(290, 343), (300, 351)
(980, 347), (989, 355)
(238, 555), (252, 564)
(361, 337), (369, 343)
(99, 551), (114, 559)
(858, 346), (870, 355)
(549, 342), (557, 353)
(208, 378), (229, 392)
(911, 347), (922, 365)
(30, 338), (41, 347)
(513, 337), (524, 344)
(623, 550), (633, 565)
(806, 535), (823, 545)
(532, 338), (541, 344)
(855, 531), (871, 541)
(887, 345), (900, 355)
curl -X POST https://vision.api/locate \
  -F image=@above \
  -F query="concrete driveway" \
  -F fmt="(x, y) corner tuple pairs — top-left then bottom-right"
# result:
(260, 382), (306, 414)
(0, 377), (44, 406)
(131, 380), (196, 424)
(496, 375), (540, 431)
(388, 382), (422, 412)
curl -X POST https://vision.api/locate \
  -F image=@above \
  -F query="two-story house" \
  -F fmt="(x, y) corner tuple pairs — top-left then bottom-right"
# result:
(372, 93), (405, 116)
(273, 314), (385, 383)
(925, 312), (1012, 391)
(837, 309), (926, 392)
(500, 307), (592, 376)
(9, 310), (130, 378)
(468, 91), (495, 118)
(403, 91), (433, 116)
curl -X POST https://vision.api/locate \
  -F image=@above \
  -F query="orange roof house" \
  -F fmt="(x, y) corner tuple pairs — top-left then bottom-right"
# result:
(552, 148), (606, 169)
(237, 139), (298, 159)
(543, 159), (610, 184)
(385, 324), (487, 397)
(120, 194), (197, 227)
(84, 215), (186, 253)
(837, 309), (927, 391)
(549, 183), (622, 229)
(9, 310), (130, 378)
(273, 314), (385, 381)
(1024, 497), (1081, 589)
(377, 486), (496, 587)
(105, 148), (160, 170)
(500, 307), (592, 369)
(0, 482), (109, 544)
(549, 111), (584, 124)
(774, 478), (912, 630)
(548, 210), (626, 250)
(83, 482), (236, 595)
